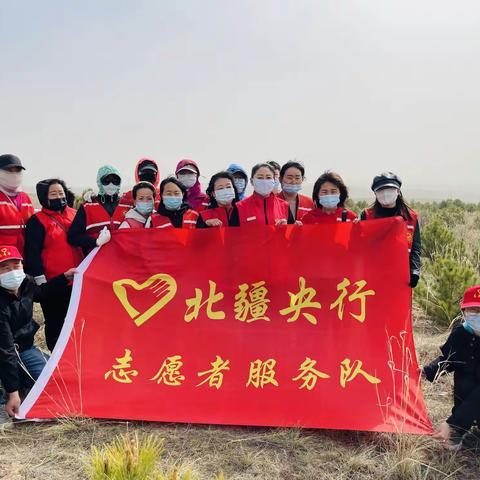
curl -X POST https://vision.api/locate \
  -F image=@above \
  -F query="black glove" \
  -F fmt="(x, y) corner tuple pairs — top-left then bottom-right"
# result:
(409, 273), (419, 288)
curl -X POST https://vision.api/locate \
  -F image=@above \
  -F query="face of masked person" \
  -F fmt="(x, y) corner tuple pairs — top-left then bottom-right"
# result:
(162, 182), (184, 211)
(213, 178), (235, 206)
(100, 174), (121, 196)
(0, 260), (25, 291)
(281, 167), (304, 195)
(233, 177), (246, 193)
(375, 188), (399, 207)
(177, 170), (197, 189)
(0, 167), (23, 194)
(134, 187), (155, 216)
(464, 308), (480, 333)
(252, 167), (275, 197)
(47, 183), (67, 211)
(318, 181), (341, 209)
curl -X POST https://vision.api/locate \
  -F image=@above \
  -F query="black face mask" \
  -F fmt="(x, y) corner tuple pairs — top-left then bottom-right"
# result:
(139, 171), (157, 184)
(49, 198), (67, 211)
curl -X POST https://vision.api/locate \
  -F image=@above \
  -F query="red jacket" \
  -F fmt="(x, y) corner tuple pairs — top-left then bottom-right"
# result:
(277, 192), (314, 220)
(35, 207), (84, 279)
(302, 207), (357, 224)
(363, 207), (418, 252)
(151, 209), (199, 229)
(200, 206), (234, 226)
(0, 191), (34, 255)
(236, 192), (290, 226)
(83, 202), (130, 239)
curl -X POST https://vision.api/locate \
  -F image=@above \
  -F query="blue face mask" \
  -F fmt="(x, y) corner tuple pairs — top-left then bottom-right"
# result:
(163, 196), (183, 211)
(0, 269), (26, 290)
(465, 312), (480, 332)
(215, 188), (235, 205)
(318, 194), (340, 209)
(136, 201), (154, 215)
(233, 178), (246, 193)
(253, 178), (275, 196)
(282, 183), (302, 194)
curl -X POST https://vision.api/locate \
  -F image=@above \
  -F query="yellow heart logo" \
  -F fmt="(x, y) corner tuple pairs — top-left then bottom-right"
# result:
(112, 274), (177, 327)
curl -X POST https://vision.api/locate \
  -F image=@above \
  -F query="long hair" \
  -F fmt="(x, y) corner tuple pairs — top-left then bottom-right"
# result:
(312, 171), (349, 208)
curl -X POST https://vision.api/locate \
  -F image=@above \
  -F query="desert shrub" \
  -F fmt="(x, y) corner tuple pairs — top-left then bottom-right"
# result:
(421, 216), (466, 261)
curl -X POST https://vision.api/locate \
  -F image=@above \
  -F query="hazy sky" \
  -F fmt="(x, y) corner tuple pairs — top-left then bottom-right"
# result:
(1, 1), (479, 200)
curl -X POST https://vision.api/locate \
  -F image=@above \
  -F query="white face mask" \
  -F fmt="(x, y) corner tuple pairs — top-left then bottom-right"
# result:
(177, 173), (197, 189)
(375, 188), (398, 207)
(215, 187), (235, 205)
(0, 170), (23, 193)
(103, 183), (120, 196)
(253, 178), (275, 196)
(233, 178), (246, 192)
(0, 269), (26, 290)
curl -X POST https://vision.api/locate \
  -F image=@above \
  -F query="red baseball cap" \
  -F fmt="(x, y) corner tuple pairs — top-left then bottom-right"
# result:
(0, 246), (23, 264)
(460, 285), (480, 309)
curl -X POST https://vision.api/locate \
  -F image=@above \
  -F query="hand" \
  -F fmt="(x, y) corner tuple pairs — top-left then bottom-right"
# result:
(275, 218), (288, 226)
(34, 275), (47, 286)
(83, 189), (94, 203)
(417, 365), (426, 379)
(205, 219), (223, 227)
(409, 273), (419, 288)
(432, 421), (454, 442)
(353, 217), (360, 224)
(96, 227), (111, 247)
(6, 391), (21, 417)
(295, 220), (303, 226)
(64, 268), (78, 281)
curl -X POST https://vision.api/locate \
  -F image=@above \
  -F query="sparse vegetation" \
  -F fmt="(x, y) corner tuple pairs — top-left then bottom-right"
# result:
(1, 199), (479, 479)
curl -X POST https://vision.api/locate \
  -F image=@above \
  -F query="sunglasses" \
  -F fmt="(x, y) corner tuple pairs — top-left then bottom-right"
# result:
(101, 175), (121, 186)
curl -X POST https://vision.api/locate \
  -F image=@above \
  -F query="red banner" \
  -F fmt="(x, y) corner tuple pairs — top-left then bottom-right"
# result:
(19, 218), (432, 434)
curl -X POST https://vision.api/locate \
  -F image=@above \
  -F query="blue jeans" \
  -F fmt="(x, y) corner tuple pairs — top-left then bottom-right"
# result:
(0, 346), (48, 403)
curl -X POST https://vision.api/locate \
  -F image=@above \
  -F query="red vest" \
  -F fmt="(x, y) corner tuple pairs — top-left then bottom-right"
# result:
(122, 217), (150, 229)
(200, 207), (233, 226)
(277, 192), (314, 220)
(363, 208), (418, 252)
(83, 201), (130, 239)
(35, 207), (84, 279)
(151, 209), (199, 229)
(236, 193), (290, 226)
(302, 207), (357, 224)
(0, 191), (34, 255)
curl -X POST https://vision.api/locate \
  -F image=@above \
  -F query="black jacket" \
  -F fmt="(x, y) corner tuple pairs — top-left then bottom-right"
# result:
(0, 274), (68, 393)
(424, 325), (480, 429)
(157, 203), (194, 228)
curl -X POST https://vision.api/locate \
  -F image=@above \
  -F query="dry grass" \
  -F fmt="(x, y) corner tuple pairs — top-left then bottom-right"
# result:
(1, 309), (479, 479)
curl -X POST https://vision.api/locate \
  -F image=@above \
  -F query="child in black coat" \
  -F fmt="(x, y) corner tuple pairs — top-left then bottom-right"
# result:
(422, 284), (480, 450)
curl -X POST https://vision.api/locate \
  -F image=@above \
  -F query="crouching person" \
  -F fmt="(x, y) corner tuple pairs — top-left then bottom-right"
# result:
(0, 245), (76, 417)
(422, 284), (480, 450)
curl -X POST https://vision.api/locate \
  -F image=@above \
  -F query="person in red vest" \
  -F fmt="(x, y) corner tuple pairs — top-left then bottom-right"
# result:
(360, 172), (421, 288)
(302, 171), (357, 224)
(197, 172), (240, 227)
(151, 177), (199, 229)
(119, 181), (156, 229)
(67, 165), (129, 254)
(277, 161), (314, 221)
(24, 179), (84, 351)
(119, 158), (161, 209)
(175, 160), (209, 212)
(236, 163), (294, 226)
(0, 154), (34, 255)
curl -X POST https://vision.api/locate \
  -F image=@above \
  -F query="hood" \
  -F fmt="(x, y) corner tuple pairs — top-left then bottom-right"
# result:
(135, 157), (160, 188)
(175, 159), (201, 176)
(36, 178), (74, 209)
(226, 163), (248, 179)
(97, 165), (121, 195)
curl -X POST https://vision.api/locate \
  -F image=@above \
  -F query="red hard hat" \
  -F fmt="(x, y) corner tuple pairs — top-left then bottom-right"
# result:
(0, 245), (23, 264)
(460, 285), (480, 309)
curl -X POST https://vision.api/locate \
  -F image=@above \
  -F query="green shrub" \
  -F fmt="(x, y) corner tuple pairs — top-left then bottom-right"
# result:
(421, 216), (466, 261)
(415, 256), (479, 327)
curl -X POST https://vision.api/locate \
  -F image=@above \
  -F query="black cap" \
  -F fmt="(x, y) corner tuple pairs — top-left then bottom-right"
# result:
(138, 160), (158, 173)
(0, 154), (25, 171)
(371, 172), (402, 192)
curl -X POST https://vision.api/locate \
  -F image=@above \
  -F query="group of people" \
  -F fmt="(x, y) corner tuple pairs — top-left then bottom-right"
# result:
(0, 152), (478, 451)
